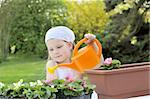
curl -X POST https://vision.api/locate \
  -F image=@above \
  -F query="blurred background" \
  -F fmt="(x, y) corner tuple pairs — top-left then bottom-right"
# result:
(0, 0), (149, 83)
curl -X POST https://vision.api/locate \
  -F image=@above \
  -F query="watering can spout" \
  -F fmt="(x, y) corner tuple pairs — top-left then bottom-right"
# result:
(59, 62), (84, 73)
(48, 62), (84, 74)
(48, 65), (58, 74)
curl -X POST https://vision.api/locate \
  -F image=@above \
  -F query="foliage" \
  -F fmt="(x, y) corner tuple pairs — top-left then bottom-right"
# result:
(0, 79), (95, 98)
(107, 0), (150, 23)
(0, 0), (14, 61)
(102, 0), (150, 63)
(0, 79), (57, 99)
(99, 57), (121, 70)
(10, 0), (67, 57)
(0, 0), (67, 60)
(65, 0), (110, 42)
(45, 78), (96, 97)
(0, 0), (149, 64)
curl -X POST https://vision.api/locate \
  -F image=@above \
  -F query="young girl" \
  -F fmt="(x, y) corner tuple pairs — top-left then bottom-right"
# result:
(45, 26), (104, 81)
(45, 26), (103, 99)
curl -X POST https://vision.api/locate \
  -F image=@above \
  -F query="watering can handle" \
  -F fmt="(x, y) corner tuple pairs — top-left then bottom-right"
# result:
(73, 38), (102, 57)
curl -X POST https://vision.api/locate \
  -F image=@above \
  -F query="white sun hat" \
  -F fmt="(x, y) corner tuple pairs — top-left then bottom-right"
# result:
(45, 26), (75, 44)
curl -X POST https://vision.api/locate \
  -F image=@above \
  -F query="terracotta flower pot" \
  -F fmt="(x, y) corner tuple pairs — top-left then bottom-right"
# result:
(85, 62), (150, 99)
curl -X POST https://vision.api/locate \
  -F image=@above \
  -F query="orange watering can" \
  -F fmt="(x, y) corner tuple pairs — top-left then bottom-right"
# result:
(48, 38), (102, 73)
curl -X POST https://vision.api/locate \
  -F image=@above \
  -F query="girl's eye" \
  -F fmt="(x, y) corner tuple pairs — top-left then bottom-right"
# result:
(49, 49), (53, 51)
(57, 45), (63, 49)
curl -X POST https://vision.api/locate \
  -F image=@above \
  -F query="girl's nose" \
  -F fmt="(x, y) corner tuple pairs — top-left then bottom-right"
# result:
(53, 49), (59, 54)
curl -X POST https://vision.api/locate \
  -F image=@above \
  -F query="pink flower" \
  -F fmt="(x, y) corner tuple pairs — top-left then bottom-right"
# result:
(65, 73), (74, 82)
(43, 79), (51, 84)
(81, 80), (87, 88)
(104, 57), (112, 65)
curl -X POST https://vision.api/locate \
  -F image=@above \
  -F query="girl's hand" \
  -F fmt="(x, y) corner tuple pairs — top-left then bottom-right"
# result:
(84, 33), (96, 44)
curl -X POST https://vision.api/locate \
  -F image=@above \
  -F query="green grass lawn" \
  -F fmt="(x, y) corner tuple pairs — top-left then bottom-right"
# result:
(0, 54), (46, 84)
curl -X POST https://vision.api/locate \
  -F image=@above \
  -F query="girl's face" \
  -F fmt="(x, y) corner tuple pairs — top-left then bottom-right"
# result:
(47, 39), (73, 63)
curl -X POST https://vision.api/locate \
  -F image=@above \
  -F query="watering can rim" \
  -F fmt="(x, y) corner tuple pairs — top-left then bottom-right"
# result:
(73, 38), (102, 57)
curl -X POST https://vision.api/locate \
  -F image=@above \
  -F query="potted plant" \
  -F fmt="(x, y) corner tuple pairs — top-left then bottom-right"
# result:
(85, 57), (150, 99)
(45, 78), (96, 99)
(0, 79), (95, 99)
(0, 79), (57, 99)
